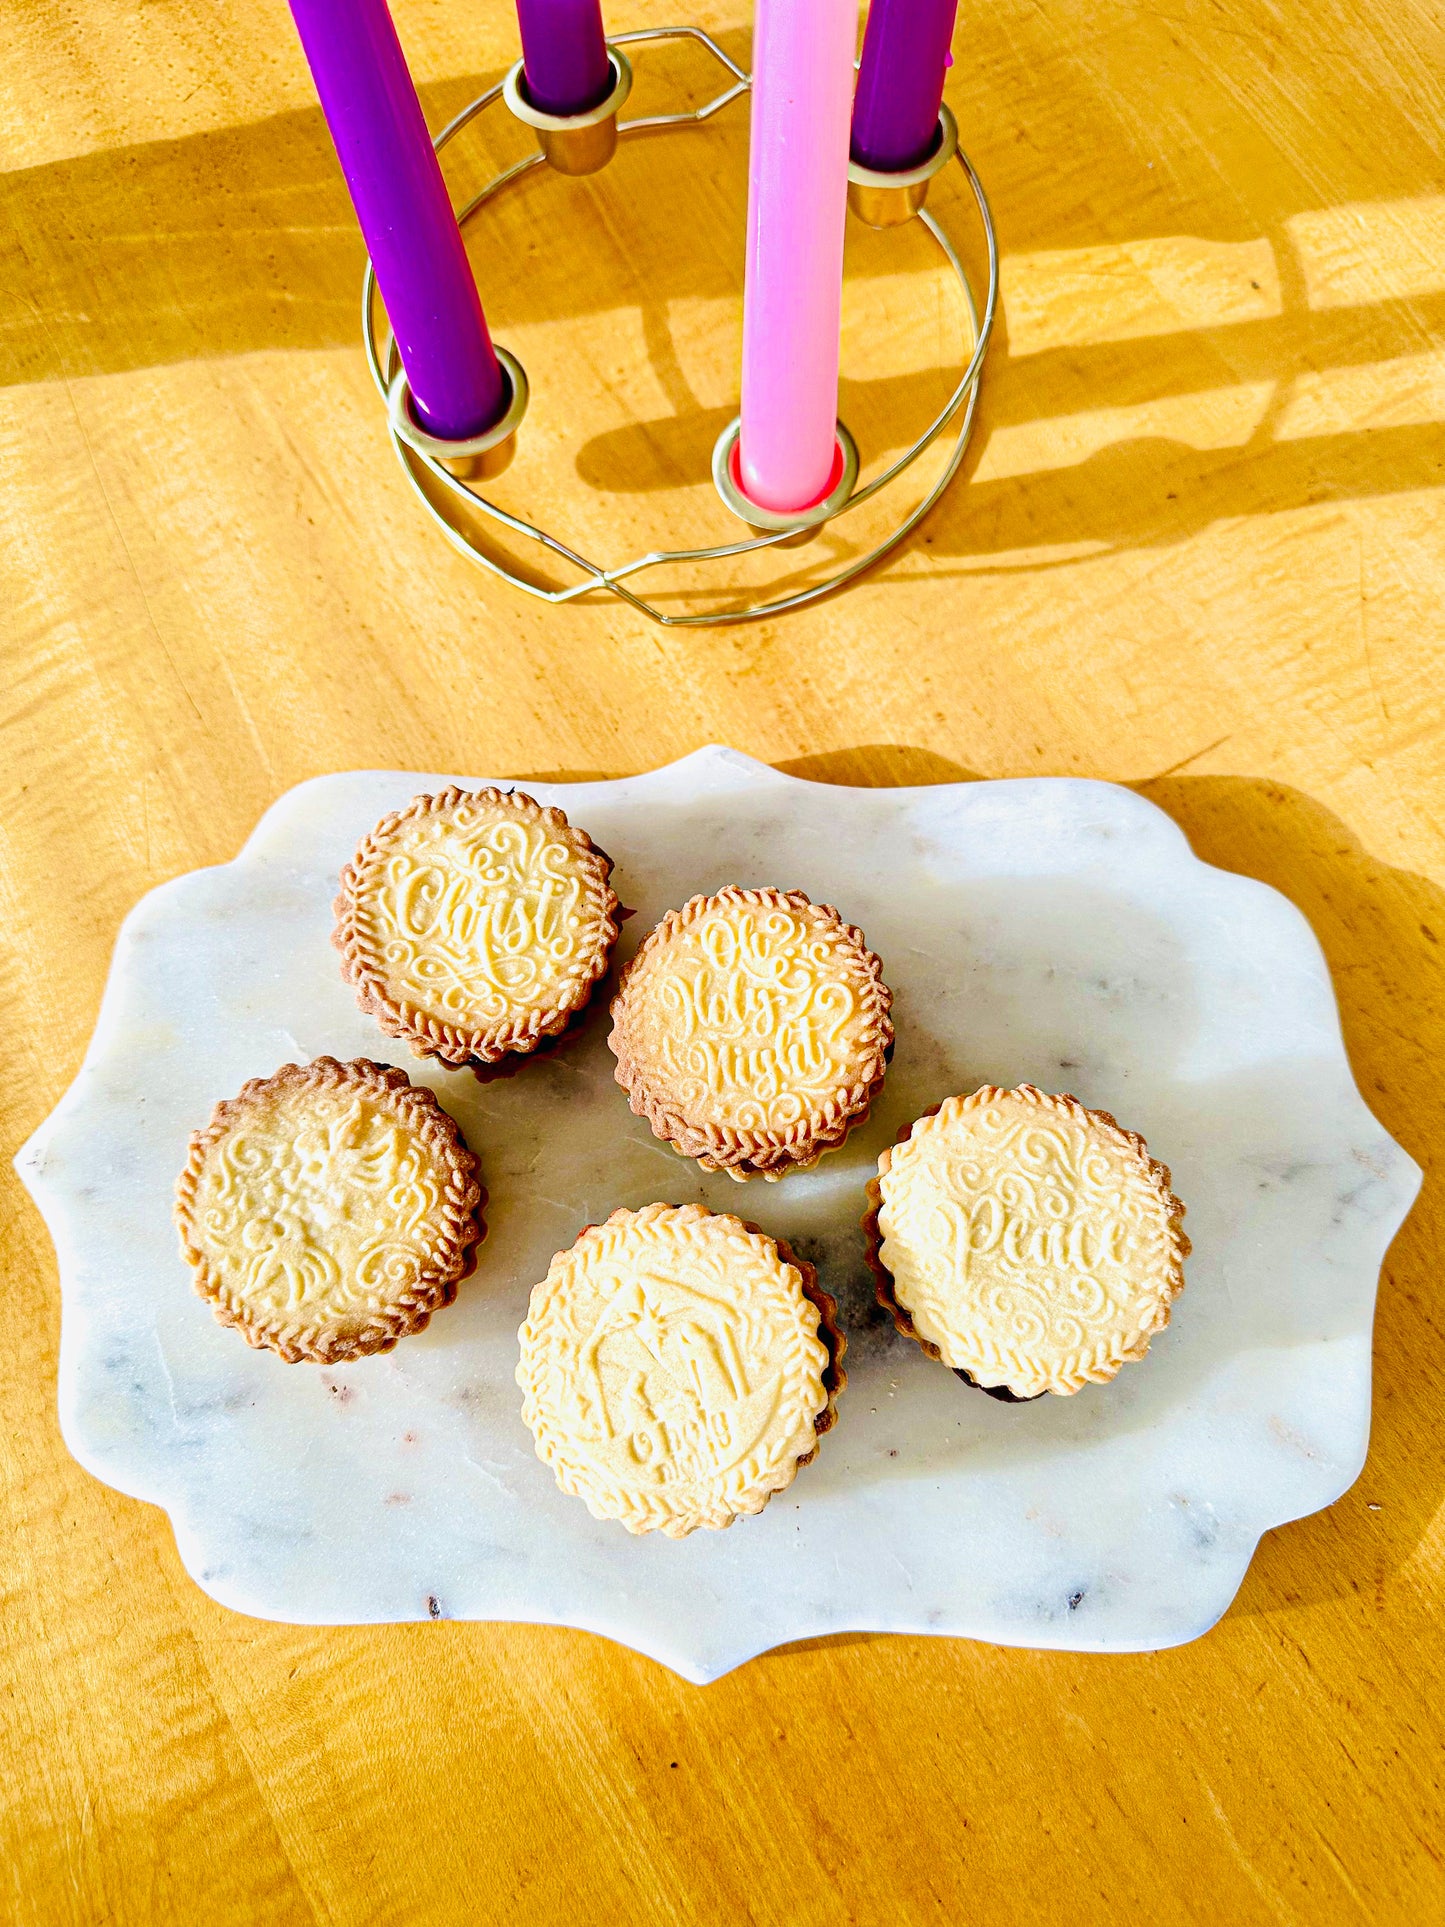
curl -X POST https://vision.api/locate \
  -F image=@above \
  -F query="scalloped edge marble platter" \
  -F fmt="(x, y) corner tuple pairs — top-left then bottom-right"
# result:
(15, 749), (1420, 1681)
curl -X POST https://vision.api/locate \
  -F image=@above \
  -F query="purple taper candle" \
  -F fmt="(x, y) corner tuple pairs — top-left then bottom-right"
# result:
(289, 0), (506, 440)
(517, 0), (613, 118)
(851, 0), (959, 174)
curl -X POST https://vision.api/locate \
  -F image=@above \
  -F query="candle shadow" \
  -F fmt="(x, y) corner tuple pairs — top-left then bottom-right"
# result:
(6, 26), (1441, 394)
(890, 246), (1445, 572)
(4, 41), (1443, 585)
(572, 269), (1445, 591)
(0, 47), (758, 392)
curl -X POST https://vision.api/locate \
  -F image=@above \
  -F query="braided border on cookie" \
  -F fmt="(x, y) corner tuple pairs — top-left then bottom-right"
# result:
(608, 887), (893, 1179)
(174, 1056), (485, 1364)
(333, 787), (621, 1068)
(516, 1202), (844, 1538)
(863, 1085), (1189, 1398)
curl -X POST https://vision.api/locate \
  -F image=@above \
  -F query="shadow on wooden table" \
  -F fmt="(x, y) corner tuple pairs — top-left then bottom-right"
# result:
(773, 745), (1444, 1628)
(0, 53), (759, 390)
(6, 46), (1444, 583)
(1138, 771), (1444, 1627)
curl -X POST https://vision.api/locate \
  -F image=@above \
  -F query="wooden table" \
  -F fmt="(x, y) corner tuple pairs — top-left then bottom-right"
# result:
(3, 0), (1442, 1918)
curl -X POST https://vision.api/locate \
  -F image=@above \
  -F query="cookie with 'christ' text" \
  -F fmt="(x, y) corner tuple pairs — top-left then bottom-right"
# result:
(334, 786), (619, 1069)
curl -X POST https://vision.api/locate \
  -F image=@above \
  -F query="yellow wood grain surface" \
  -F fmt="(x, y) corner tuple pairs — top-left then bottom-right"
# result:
(3, 0), (1443, 1919)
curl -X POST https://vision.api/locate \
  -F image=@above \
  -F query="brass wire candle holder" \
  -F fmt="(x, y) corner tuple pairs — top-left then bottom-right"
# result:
(362, 26), (998, 625)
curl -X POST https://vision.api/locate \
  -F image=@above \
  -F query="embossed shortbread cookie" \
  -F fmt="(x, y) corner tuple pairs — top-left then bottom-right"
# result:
(335, 787), (620, 1067)
(868, 1086), (1188, 1398)
(608, 887), (892, 1178)
(175, 1057), (484, 1363)
(516, 1203), (845, 1537)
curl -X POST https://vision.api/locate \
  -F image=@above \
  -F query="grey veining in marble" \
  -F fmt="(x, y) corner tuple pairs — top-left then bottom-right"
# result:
(15, 748), (1420, 1680)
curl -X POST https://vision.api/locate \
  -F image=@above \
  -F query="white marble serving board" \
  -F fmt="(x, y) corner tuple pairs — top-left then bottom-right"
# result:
(16, 748), (1419, 1681)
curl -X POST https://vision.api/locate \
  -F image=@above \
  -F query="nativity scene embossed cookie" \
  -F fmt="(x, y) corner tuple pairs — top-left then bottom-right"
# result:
(608, 886), (892, 1178)
(334, 786), (620, 1068)
(516, 1203), (845, 1537)
(175, 1057), (484, 1363)
(868, 1085), (1188, 1399)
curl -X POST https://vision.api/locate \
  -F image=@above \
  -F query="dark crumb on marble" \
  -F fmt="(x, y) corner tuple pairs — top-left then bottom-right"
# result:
(426, 1595), (442, 1619)
(1068, 1590), (1086, 1611)
(888, 1449), (898, 1458)
(402, 1430), (419, 1444)
(324, 1381), (355, 1404)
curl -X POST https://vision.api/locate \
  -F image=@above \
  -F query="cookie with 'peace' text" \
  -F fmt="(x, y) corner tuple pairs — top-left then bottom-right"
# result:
(867, 1085), (1188, 1399)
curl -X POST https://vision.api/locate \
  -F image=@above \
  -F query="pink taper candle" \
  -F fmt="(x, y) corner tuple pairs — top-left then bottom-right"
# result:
(738, 0), (856, 513)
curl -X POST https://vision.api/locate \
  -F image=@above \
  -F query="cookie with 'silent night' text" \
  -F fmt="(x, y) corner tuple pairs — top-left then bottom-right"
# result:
(608, 886), (892, 1179)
